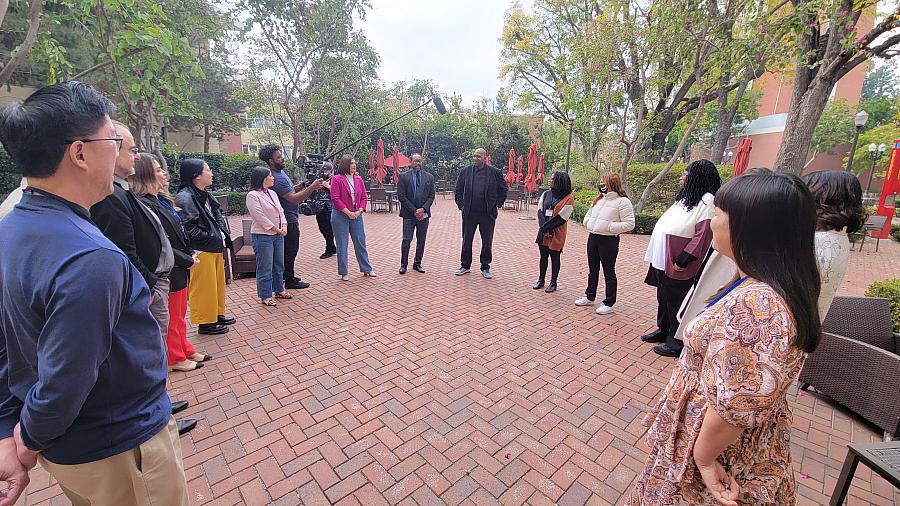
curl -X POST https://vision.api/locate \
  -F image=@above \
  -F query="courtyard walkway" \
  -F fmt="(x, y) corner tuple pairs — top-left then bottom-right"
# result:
(25, 198), (900, 505)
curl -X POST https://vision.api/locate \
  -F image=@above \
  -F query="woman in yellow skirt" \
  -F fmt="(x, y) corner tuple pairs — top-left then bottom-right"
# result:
(174, 158), (235, 335)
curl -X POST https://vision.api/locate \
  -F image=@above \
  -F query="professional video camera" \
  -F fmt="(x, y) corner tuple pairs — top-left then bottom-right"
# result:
(297, 153), (332, 216)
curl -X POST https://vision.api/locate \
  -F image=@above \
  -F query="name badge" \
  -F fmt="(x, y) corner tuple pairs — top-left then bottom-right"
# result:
(545, 209), (553, 216)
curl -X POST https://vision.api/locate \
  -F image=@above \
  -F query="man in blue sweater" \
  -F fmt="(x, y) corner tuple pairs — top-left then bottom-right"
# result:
(0, 82), (188, 505)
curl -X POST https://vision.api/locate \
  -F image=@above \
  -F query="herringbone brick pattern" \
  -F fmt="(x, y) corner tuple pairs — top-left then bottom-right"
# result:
(25, 198), (900, 505)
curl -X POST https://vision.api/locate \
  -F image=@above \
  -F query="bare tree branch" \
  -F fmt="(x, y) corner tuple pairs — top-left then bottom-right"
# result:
(0, 0), (43, 87)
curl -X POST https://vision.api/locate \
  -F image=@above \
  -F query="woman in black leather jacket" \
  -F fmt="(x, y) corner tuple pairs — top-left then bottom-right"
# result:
(174, 158), (235, 335)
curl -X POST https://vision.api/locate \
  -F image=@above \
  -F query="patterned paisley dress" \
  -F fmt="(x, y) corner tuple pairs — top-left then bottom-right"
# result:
(626, 280), (806, 505)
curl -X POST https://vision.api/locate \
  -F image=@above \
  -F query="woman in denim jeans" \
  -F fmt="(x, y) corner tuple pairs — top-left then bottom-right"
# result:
(246, 166), (292, 306)
(329, 155), (376, 281)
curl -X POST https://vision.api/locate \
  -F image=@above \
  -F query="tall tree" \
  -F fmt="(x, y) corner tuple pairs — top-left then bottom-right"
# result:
(773, 2), (900, 174)
(237, 0), (377, 168)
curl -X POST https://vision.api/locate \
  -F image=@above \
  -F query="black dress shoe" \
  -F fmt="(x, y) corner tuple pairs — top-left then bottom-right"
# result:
(320, 251), (335, 259)
(399, 266), (407, 274)
(171, 400), (189, 415)
(532, 280), (545, 290)
(285, 280), (310, 289)
(177, 419), (197, 436)
(217, 315), (236, 326)
(545, 282), (557, 293)
(653, 345), (681, 358)
(413, 264), (425, 273)
(198, 324), (229, 335)
(640, 332), (667, 343)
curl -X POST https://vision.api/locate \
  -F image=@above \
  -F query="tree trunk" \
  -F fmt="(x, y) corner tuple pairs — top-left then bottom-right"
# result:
(635, 98), (707, 213)
(203, 125), (210, 153)
(773, 81), (833, 175)
(710, 78), (750, 164)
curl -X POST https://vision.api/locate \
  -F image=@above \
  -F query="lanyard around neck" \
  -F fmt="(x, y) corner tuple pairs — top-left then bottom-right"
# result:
(705, 276), (749, 309)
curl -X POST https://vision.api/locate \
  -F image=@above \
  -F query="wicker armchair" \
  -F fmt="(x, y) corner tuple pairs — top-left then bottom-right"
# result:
(229, 219), (257, 278)
(799, 296), (900, 439)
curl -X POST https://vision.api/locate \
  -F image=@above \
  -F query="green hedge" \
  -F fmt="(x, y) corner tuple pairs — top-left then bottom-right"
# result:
(892, 224), (899, 242)
(0, 148), (22, 200)
(865, 279), (900, 333)
(162, 148), (264, 192)
(213, 192), (248, 216)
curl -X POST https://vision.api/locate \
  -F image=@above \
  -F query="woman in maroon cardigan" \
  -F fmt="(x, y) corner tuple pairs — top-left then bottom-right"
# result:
(330, 155), (376, 281)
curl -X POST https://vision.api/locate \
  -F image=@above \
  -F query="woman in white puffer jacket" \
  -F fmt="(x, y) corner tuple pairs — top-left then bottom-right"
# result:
(577, 172), (635, 314)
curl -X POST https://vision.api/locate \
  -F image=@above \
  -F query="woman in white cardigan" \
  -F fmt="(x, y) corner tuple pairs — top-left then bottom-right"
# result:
(577, 172), (635, 314)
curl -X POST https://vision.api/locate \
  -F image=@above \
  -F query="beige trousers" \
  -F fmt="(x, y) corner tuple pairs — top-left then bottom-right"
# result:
(38, 417), (188, 506)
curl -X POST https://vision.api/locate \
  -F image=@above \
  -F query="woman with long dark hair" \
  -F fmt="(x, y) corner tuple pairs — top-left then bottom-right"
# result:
(130, 154), (209, 371)
(247, 166), (291, 306)
(577, 172), (635, 313)
(802, 170), (867, 318)
(641, 159), (721, 357)
(532, 171), (574, 292)
(330, 155), (375, 281)
(628, 172), (821, 505)
(175, 158), (234, 335)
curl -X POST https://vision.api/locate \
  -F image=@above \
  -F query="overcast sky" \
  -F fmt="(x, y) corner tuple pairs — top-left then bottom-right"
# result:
(362, 0), (529, 106)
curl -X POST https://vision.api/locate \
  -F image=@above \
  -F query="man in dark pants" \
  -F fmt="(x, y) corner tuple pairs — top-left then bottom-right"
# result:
(314, 162), (336, 259)
(258, 145), (322, 289)
(89, 122), (196, 435)
(454, 148), (508, 278)
(396, 153), (435, 274)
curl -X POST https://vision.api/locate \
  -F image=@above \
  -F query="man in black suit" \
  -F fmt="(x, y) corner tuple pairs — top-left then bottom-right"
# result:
(89, 122), (196, 435)
(454, 148), (508, 279)
(396, 153), (435, 274)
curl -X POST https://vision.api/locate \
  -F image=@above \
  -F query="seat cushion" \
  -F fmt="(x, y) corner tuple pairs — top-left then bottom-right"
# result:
(234, 245), (255, 261)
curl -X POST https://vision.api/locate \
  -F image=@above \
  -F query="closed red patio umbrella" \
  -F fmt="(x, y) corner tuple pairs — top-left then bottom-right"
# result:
(525, 143), (538, 193)
(376, 139), (387, 184)
(391, 145), (401, 183)
(732, 138), (753, 177)
(537, 153), (545, 184)
(516, 155), (524, 184)
(506, 148), (516, 185)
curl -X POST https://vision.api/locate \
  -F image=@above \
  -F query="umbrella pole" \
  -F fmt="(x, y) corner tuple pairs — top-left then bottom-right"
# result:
(518, 191), (535, 220)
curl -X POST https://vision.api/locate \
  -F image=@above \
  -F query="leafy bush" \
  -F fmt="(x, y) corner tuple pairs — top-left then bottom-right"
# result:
(213, 192), (248, 216)
(571, 188), (595, 223)
(864, 279), (900, 333)
(892, 224), (899, 242)
(0, 148), (22, 200)
(634, 211), (664, 235)
(570, 161), (732, 211)
(162, 147), (269, 192)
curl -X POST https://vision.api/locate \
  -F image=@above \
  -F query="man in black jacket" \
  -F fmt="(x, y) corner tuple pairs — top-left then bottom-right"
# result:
(454, 148), (508, 278)
(91, 123), (173, 327)
(396, 153), (435, 274)
(89, 123), (195, 435)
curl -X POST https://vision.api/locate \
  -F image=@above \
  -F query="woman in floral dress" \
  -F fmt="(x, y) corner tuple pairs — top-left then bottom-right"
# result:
(627, 173), (822, 505)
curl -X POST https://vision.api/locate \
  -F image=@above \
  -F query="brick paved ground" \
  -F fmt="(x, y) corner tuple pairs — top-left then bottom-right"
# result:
(26, 198), (900, 505)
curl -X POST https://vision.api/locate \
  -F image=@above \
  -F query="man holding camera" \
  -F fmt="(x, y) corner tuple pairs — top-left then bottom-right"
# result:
(258, 144), (323, 289)
(397, 153), (434, 274)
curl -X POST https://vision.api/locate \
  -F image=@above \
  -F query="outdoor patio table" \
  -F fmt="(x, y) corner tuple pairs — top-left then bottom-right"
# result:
(830, 440), (900, 505)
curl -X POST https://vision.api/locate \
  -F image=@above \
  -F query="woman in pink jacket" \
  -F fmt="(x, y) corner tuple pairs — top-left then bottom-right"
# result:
(246, 166), (291, 306)
(330, 155), (376, 281)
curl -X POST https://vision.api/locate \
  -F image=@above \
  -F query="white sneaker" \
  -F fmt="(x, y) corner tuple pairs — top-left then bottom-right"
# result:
(574, 297), (593, 306)
(596, 304), (614, 315)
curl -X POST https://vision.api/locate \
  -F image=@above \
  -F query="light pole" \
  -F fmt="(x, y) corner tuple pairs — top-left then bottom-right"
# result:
(865, 142), (887, 196)
(846, 110), (869, 171)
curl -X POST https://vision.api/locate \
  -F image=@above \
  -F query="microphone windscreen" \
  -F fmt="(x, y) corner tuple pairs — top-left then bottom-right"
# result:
(432, 95), (447, 115)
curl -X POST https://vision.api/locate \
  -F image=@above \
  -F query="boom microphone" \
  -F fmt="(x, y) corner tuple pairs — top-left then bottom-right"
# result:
(432, 95), (447, 115)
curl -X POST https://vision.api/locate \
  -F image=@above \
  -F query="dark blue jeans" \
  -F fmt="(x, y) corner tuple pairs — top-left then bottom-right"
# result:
(252, 233), (285, 298)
